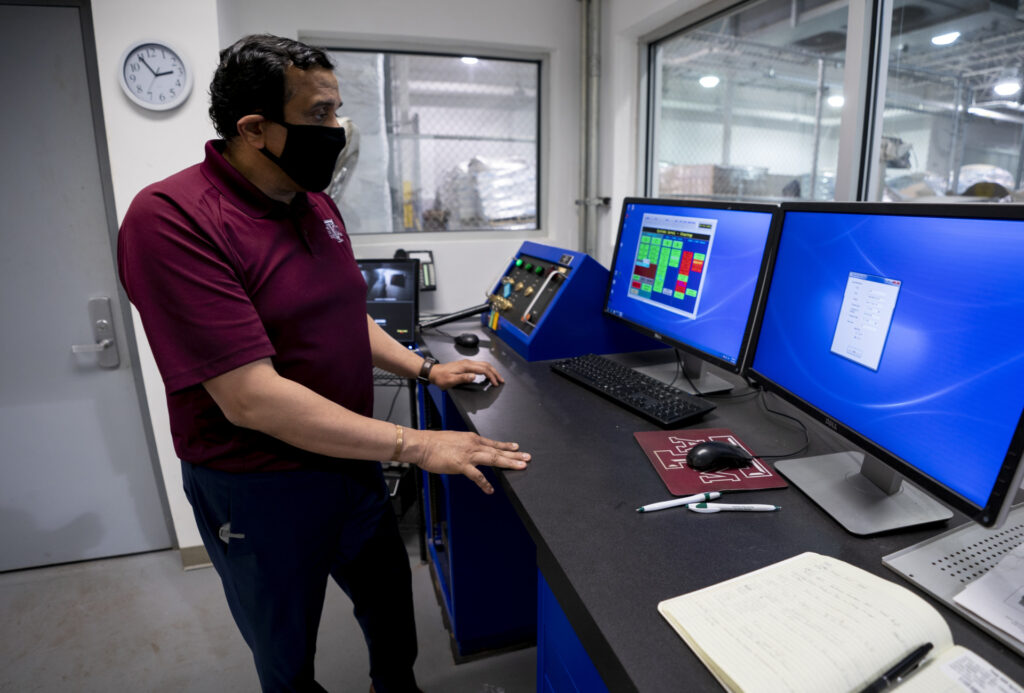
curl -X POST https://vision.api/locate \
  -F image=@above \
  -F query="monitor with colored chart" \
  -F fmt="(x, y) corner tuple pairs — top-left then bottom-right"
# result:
(604, 198), (779, 383)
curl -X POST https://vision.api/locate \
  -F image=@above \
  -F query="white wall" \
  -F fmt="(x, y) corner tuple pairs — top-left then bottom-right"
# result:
(93, 0), (584, 549)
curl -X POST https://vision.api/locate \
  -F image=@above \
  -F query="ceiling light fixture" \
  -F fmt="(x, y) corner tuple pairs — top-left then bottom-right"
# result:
(994, 78), (1022, 97)
(461, 56), (479, 65)
(699, 75), (720, 88)
(930, 31), (960, 46)
(827, 95), (845, 108)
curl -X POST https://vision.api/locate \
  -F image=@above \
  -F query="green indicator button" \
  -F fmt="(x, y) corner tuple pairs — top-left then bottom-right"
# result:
(686, 288), (697, 297)
(535, 266), (544, 275)
(524, 263), (533, 271)
(515, 258), (523, 267)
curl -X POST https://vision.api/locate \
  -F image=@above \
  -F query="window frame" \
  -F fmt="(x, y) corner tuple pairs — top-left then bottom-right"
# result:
(304, 34), (545, 236)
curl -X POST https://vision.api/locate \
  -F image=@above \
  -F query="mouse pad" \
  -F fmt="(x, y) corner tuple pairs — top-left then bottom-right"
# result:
(633, 428), (788, 496)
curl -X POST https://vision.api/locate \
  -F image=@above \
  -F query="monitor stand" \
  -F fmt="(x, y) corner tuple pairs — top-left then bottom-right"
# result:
(676, 353), (732, 395)
(775, 452), (952, 535)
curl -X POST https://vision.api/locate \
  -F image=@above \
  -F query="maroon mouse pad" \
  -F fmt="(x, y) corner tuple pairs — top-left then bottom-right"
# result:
(633, 428), (788, 496)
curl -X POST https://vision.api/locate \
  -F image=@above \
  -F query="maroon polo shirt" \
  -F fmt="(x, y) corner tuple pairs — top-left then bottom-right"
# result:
(118, 140), (374, 473)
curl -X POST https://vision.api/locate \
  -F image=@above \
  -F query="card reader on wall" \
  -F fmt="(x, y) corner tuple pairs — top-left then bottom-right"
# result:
(483, 241), (664, 361)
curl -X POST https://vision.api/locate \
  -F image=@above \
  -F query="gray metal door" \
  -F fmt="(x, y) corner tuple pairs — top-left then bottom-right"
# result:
(0, 2), (172, 571)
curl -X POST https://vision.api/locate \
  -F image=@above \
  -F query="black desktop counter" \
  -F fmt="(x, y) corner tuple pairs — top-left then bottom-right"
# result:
(419, 321), (1024, 691)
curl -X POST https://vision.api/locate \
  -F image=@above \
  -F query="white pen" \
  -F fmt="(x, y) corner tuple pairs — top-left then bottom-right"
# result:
(636, 491), (721, 513)
(685, 502), (780, 514)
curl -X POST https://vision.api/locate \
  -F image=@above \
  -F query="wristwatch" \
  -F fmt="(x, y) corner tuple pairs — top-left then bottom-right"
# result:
(417, 357), (438, 384)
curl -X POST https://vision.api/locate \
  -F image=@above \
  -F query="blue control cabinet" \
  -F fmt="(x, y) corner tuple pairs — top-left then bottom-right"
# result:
(537, 571), (611, 693)
(483, 241), (663, 361)
(418, 384), (537, 658)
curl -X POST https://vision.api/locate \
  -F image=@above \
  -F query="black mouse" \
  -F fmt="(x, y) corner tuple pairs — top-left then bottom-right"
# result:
(686, 441), (754, 471)
(454, 333), (480, 349)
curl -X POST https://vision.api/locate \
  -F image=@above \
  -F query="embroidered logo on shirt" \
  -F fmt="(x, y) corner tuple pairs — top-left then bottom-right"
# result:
(323, 219), (344, 244)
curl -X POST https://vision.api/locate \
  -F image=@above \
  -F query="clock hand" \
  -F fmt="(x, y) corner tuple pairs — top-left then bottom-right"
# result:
(138, 56), (157, 76)
(153, 70), (174, 77)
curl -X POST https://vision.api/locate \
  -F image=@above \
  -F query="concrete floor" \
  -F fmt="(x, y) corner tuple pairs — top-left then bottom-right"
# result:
(0, 515), (536, 692)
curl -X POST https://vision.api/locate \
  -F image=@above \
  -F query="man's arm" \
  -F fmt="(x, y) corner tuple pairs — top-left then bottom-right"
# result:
(365, 315), (503, 388)
(203, 357), (528, 494)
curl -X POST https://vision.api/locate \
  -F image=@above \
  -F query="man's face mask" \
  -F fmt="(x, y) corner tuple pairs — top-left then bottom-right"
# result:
(260, 121), (347, 192)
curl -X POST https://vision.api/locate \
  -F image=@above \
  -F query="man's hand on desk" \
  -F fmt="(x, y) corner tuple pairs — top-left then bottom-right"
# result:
(401, 429), (529, 495)
(430, 359), (504, 389)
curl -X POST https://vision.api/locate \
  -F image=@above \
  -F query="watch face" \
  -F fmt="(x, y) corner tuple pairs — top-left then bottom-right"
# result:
(120, 42), (192, 111)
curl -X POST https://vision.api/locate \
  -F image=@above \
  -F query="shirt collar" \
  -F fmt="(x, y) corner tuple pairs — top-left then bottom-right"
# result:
(200, 140), (310, 219)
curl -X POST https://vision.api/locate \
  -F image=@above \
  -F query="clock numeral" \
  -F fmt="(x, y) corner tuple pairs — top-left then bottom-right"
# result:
(136, 85), (143, 94)
(146, 48), (157, 57)
(129, 62), (140, 73)
(128, 73), (136, 83)
(159, 94), (166, 102)
(170, 88), (176, 97)
(175, 79), (181, 87)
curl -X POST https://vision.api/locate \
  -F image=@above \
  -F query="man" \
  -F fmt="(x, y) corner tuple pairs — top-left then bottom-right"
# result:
(118, 34), (530, 693)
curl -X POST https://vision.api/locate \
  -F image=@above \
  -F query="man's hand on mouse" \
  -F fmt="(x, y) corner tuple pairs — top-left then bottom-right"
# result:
(429, 359), (504, 389)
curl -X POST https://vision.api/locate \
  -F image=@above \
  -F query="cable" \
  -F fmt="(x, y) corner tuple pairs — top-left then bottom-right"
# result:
(418, 302), (491, 330)
(382, 380), (404, 423)
(752, 388), (811, 459)
(667, 349), (682, 388)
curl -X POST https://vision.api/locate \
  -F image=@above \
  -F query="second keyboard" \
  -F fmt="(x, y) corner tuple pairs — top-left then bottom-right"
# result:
(550, 353), (716, 428)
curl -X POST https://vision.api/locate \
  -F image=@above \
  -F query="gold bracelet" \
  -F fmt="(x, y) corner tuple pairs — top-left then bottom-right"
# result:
(390, 424), (404, 461)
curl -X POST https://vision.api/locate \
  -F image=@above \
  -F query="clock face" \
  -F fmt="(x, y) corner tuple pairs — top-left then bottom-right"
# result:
(119, 41), (193, 111)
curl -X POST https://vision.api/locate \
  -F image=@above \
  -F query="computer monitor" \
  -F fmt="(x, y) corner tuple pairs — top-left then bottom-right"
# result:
(604, 197), (779, 391)
(748, 203), (1024, 534)
(359, 258), (420, 345)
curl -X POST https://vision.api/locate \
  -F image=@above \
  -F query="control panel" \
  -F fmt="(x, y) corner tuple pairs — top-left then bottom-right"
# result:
(488, 253), (572, 334)
(483, 242), (663, 361)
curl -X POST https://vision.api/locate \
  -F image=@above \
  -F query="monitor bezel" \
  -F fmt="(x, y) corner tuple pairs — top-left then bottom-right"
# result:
(358, 257), (421, 345)
(745, 201), (1024, 527)
(603, 196), (781, 374)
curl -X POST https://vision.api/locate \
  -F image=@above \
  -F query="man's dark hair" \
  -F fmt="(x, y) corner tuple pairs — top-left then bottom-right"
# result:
(209, 34), (334, 139)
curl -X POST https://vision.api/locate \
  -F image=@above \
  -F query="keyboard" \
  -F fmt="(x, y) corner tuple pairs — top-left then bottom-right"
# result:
(550, 353), (716, 428)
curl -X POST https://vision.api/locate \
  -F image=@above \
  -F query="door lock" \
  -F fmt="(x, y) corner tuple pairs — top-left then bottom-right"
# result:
(70, 297), (120, 368)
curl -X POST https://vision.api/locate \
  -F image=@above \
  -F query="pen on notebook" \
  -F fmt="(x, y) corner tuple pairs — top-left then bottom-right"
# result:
(859, 642), (933, 693)
(684, 502), (780, 513)
(636, 492), (721, 513)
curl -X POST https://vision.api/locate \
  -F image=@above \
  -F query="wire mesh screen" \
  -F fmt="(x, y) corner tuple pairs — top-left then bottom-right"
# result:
(328, 50), (539, 233)
(649, 0), (849, 202)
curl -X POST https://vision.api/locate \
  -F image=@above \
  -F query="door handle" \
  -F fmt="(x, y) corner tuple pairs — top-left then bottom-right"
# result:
(71, 338), (113, 353)
(70, 298), (120, 368)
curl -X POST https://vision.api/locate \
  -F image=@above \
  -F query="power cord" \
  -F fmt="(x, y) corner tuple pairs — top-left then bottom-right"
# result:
(752, 388), (810, 459)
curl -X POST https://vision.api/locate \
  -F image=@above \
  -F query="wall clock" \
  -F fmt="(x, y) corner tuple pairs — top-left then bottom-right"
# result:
(119, 40), (193, 111)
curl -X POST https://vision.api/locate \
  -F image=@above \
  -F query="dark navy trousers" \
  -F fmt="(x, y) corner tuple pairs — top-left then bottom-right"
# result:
(181, 460), (419, 692)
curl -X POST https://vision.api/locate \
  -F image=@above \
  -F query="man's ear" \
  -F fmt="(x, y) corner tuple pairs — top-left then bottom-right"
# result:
(235, 114), (268, 149)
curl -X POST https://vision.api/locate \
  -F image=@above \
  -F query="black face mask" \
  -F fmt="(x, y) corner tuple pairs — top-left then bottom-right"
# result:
(260, 121), (347, 192)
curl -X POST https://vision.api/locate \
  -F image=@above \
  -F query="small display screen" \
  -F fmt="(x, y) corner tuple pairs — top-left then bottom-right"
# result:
(359, 259), (419, 344)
